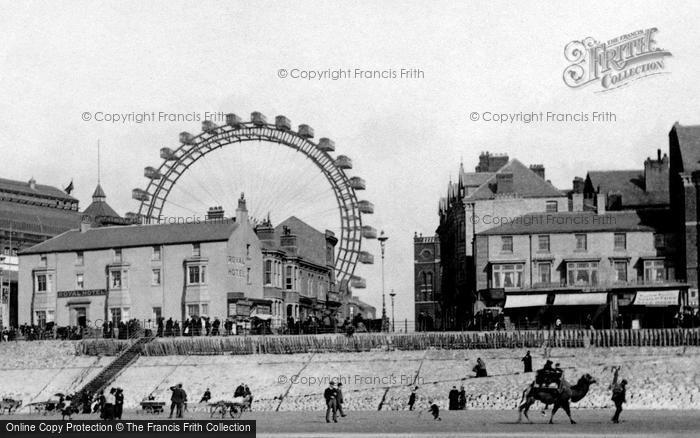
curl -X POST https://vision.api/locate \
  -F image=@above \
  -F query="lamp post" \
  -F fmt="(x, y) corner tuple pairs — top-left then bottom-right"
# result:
(390, 289), (396, 332)
(378, 230), (389, 332)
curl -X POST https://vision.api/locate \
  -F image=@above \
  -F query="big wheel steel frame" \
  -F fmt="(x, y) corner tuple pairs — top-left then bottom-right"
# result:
(131, 112), (375, 287)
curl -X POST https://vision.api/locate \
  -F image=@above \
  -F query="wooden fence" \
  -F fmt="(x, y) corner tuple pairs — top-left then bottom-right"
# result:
(76, 328), (700, 356)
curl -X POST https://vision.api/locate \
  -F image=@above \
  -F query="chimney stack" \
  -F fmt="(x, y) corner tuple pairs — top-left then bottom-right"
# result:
(280, 226), (298, 255)
(643, 149), (669, 194)
(572, 176), (584, 194)
(529, 164), (545, 179)
(235, 193), (248, 224)
(596, 193), (607, 215)
(206, 206), (225, 220)
(572, 193), (584, 212)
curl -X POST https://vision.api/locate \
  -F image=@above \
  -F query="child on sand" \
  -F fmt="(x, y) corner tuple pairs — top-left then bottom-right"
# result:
(428, 400), (441, 420)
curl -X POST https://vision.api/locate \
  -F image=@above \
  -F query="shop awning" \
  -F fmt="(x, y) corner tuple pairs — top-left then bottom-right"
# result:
(633, 290), (679, 306)
(553, 292), (608, 306)
(504, 294), (548, 309)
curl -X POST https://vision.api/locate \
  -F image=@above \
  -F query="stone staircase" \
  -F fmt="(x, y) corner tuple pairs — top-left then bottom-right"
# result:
(75, 331), (155, 405)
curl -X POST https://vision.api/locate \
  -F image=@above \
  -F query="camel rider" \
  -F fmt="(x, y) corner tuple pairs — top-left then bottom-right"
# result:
(535, 360), (555, 387)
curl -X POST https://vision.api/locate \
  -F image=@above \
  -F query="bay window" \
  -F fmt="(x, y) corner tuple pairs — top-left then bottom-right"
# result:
(644, 260), (666, 283)
(567, 261), (598, 286)
(492, 264), (523, 288)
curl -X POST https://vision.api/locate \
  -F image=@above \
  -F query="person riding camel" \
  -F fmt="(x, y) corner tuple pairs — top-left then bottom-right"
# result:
(535, 360), (560, 388)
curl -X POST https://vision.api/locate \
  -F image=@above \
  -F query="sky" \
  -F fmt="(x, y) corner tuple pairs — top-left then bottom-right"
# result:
(1, 0), (700, 324)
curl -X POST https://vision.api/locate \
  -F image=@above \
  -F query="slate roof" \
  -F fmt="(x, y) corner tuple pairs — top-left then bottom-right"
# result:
(20, 221), (239, 254)
(586, 170), (669, 207)
(0, 177), (76, 202)
(83, 200), (121, 220)
(478, 209), (668, 236)
(672, 123), (700, 172)
(465, 159), (564, 201)
(261, 216), (331, 267)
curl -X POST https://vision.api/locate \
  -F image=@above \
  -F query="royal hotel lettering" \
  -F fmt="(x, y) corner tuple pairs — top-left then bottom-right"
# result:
(57, 289), (107, 298)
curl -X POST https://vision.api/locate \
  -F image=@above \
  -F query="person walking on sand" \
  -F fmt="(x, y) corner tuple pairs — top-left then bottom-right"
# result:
(428, 400), (441, 420)
(408, 386), (418, 411)
(169, 383), (186, 418)
(611, 379), (628, 423)
(324, 381), (339, 423)
(336, 382), (347, 417)
(522, 350), (533, 373)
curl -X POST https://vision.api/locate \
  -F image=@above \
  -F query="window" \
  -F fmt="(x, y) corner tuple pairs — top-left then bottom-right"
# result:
(285, 266), (293, 290)
(538, 235), (550, 252)
(192, 243), (201, 257)
(644, 260), (666, 283)
(201, 303), (209, 316)
(614, 233), (626, 251)
(76, 273), (84, 289)
(187, 304), (199, 318)
(654, 234), (666, 249)
(110, 270), (127, 289)
(76, 251), (84, 265)
(36, 274), (47, 292)
(47, 310), (55, 323)
(152, 268), (161, 285)
(188, 265), (206, 284)
(537, 262), (551, 284)
(546, 201), (558, 213)
(152, 246), (161, 261)
(264, 260), (273, 285)
(36, 311), (46, 327)
(567, 261), (598, 286)
(246, 267), (251, 284)
(575, 234), (587, 251)
(492, 264), (523, 288)
(110, 308), (122, 323)
(614, 261), (627, 282)
(501, 236), (513, 253)
(114, 249), (122, 263)
(152, 307), (162, 321)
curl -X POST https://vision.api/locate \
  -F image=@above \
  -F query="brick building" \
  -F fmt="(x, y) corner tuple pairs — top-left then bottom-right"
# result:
(437, 153), (566, 329)
(413, 233), (441, 330)
(669, 122), (700, 308)
(475, 204), (687, 329)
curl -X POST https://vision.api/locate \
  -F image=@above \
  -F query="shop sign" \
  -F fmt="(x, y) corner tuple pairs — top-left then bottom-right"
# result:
(57, 289), (106, 298)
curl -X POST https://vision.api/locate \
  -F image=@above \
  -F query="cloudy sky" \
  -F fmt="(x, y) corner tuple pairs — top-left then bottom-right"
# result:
(2, 0), (699, 323)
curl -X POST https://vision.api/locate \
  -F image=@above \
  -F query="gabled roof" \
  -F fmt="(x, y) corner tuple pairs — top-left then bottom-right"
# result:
(0, 177), (77, 202)
(20, 221), (239, 254)
(465, 159), (564, 201)
(672, 123), (700, 172)
(586, 170), (668, 207)
(261, 216), (331, 267)
(460, 171), (494, 187)
(478, 209), (668, 236)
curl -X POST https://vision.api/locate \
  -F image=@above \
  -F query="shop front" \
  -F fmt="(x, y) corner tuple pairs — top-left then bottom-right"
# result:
(621, 289), (683, 329)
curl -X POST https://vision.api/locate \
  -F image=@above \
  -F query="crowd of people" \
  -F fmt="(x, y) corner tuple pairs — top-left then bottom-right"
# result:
(1, 323), (88, 341)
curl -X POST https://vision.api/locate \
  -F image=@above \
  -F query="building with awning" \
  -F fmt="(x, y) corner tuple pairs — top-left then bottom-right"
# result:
(504, 294), (548, 308)
(475, 201), (688, 329)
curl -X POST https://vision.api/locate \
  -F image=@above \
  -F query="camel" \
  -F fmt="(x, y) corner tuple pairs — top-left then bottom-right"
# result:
(517, 373), (596, 424)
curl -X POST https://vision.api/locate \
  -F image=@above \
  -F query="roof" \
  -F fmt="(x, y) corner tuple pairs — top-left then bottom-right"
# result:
(261, 216), (331, 267)
(0, 177), (76, 202)
(459, 171), (493, 187)
(0, 200), (81, 236)
(83, 200), (120, 220)
(672, 123), (700, 172)
(20, 221), (239, 254)
(465, 159), (564, 201)
(586, 170), (668, 207)
(478, 209), (668, 236)
(92, 183), (106, 199)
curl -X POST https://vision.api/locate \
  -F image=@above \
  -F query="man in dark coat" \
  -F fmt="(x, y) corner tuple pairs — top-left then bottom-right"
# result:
(408, 386), (417, 411)
(522, 351), (533, 373)
(169, 384), (186, 418)
(448, 386), (459, 410)
(324, 382), (338, 423)
(458, 386), (466, 410)
(611, 379), (628, 423)
(114, 388), (124, 419)
(336, 382), (347, 417)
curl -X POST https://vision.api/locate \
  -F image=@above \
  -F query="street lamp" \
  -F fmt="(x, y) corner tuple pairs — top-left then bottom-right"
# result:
(378, 230), (389, 332)
(390, 289), (396, 332)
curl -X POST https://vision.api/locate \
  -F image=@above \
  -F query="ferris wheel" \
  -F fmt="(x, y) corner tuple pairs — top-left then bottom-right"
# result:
(128, 111), (376, 289)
